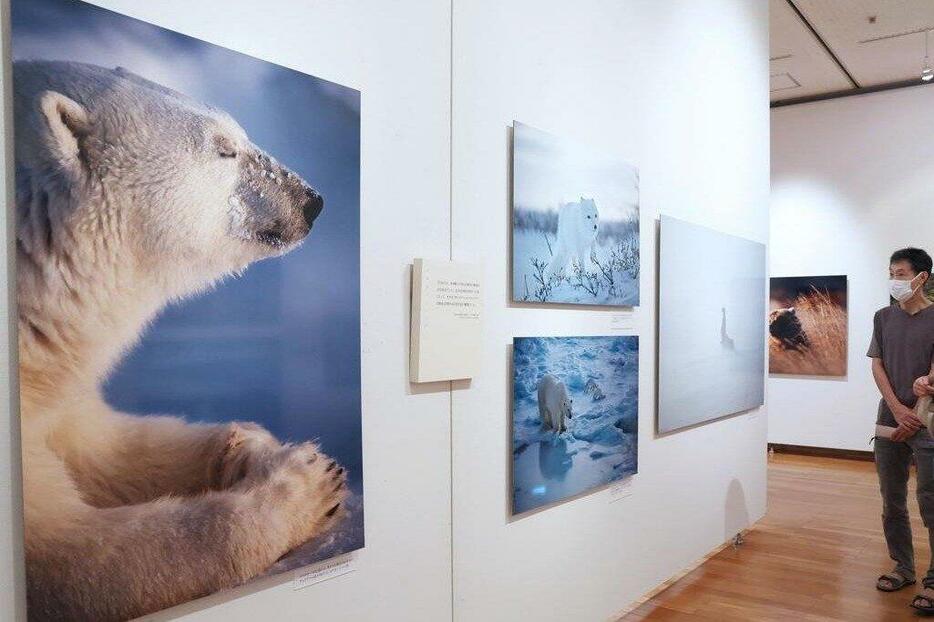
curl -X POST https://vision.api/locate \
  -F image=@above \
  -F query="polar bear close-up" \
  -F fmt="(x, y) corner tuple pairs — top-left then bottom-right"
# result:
(15, 60), (348, 621)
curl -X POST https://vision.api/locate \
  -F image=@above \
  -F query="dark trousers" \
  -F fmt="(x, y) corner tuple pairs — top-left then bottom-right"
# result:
(875, 435), (934, 586)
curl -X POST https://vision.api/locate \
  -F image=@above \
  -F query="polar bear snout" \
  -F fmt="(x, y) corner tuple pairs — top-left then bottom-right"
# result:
(302, 187), (324, 228)
(236, 148), (325, 250)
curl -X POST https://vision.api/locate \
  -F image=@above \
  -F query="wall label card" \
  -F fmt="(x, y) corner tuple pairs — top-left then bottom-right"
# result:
(610, 313), (635, 332)
(609, 477), (635, 503)
(410, 259), (482, 383)
(293, 556), (356, 591)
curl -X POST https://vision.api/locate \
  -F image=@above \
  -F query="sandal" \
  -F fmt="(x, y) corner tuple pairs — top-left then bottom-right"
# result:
(912, 587), (934, 612)
(876, 571), (915, 592)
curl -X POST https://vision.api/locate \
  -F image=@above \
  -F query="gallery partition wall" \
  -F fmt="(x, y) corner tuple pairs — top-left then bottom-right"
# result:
(450, 1), (769, 620)
(0, 1), (454, 620)
(770, 85), (934, 453)
(0, 1), (770, 621)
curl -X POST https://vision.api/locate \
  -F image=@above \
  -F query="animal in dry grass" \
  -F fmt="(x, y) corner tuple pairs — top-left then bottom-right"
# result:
(769, 307), (810, 351)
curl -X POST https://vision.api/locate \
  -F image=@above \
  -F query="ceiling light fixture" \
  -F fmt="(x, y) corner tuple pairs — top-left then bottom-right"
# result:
(923, 30), (934, 82)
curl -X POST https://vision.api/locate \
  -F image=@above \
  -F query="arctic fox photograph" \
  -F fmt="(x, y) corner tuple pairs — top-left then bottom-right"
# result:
(511, 121), (640, 307)
(12, 1), (362, 620)
(512, 336), (639, 515)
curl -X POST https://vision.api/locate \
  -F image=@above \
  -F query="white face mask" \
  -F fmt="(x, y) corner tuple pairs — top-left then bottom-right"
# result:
(890, 275), (920, 303)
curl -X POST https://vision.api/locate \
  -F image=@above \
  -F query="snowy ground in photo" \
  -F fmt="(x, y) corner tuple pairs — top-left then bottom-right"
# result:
(512, 227), (639, 306)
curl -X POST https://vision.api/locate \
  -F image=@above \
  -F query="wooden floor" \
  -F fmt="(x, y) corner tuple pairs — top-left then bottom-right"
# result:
(623, 453), (934, 621)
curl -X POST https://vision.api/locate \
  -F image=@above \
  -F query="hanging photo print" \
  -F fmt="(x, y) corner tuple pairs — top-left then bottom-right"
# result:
(511, 121), (640, 307)
(13, 1), (362, 619)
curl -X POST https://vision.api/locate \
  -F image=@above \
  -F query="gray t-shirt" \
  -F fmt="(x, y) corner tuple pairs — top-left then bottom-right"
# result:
(867, 304), (934, 426)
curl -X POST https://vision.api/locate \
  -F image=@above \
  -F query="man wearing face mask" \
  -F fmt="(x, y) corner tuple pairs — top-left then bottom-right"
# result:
(869, 247), (934, 612)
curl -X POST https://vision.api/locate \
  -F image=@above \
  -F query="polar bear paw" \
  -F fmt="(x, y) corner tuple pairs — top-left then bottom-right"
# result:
(217, 422), (283, 489)
(260, 443), (350, 549)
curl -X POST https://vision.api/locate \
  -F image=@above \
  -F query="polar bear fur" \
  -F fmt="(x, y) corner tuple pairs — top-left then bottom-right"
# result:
(537, 374), (573, 433)
(15, 60), (347, 622)
(546, 197), (599, 279)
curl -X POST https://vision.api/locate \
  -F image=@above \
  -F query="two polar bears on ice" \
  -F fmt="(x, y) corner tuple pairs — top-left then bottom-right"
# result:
(16, 60), (345, 621)
(545, 197), (600, 279)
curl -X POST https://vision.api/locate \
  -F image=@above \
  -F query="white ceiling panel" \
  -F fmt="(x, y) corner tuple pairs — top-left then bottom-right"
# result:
(794, 0), (934, 87)
(770, 0), (854, 101)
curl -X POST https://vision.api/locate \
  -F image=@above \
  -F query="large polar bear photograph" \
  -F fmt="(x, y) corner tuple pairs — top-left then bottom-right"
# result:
(12, 1), (362, 620)
(512, 336), (638, 515)
(511, 121), (640, 307)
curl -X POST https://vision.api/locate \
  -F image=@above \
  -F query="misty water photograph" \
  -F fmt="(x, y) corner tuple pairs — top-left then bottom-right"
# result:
(657, 216), (766, 434)
(511, 121), (640, 307)
(512, 336), (639, 515)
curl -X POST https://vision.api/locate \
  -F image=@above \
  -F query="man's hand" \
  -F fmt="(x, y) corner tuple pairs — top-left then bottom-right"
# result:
(893, 404), (924, 432)
(914, 375), (934, 398)
(891, 424), (915, 442)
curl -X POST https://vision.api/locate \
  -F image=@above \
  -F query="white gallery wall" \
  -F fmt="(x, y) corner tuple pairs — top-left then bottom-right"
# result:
(451, 1), (769, 620)
(0, 0), (454, 620)
(770, 85), (934, 452)
(0, 1), (771, 621)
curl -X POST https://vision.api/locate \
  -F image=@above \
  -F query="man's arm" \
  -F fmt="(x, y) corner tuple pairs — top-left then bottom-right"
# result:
(867, 309), (920, 439)
(900, 363), (934, 441)
(872, 357), (922, 432)
(913, 362), (934, 397)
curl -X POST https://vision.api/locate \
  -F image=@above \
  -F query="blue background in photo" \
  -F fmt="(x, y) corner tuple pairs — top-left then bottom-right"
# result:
(13, 0), (363, 557)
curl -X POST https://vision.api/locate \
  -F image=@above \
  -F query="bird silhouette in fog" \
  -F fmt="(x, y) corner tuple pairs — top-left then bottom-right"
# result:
(721, 307), (735, 351)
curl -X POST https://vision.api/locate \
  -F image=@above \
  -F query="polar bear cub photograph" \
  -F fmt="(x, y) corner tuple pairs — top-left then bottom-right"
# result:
(12, 1), (363, 620)
(511, 121), (640, 307)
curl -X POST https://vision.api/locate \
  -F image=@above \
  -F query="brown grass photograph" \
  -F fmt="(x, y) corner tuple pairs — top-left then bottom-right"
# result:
(769, 275), (848, 377)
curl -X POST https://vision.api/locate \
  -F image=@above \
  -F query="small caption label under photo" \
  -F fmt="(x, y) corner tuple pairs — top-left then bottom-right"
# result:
(294, 556), (356, 591)
(609, 313), (635, 332)
(609, 477), (635, 503)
